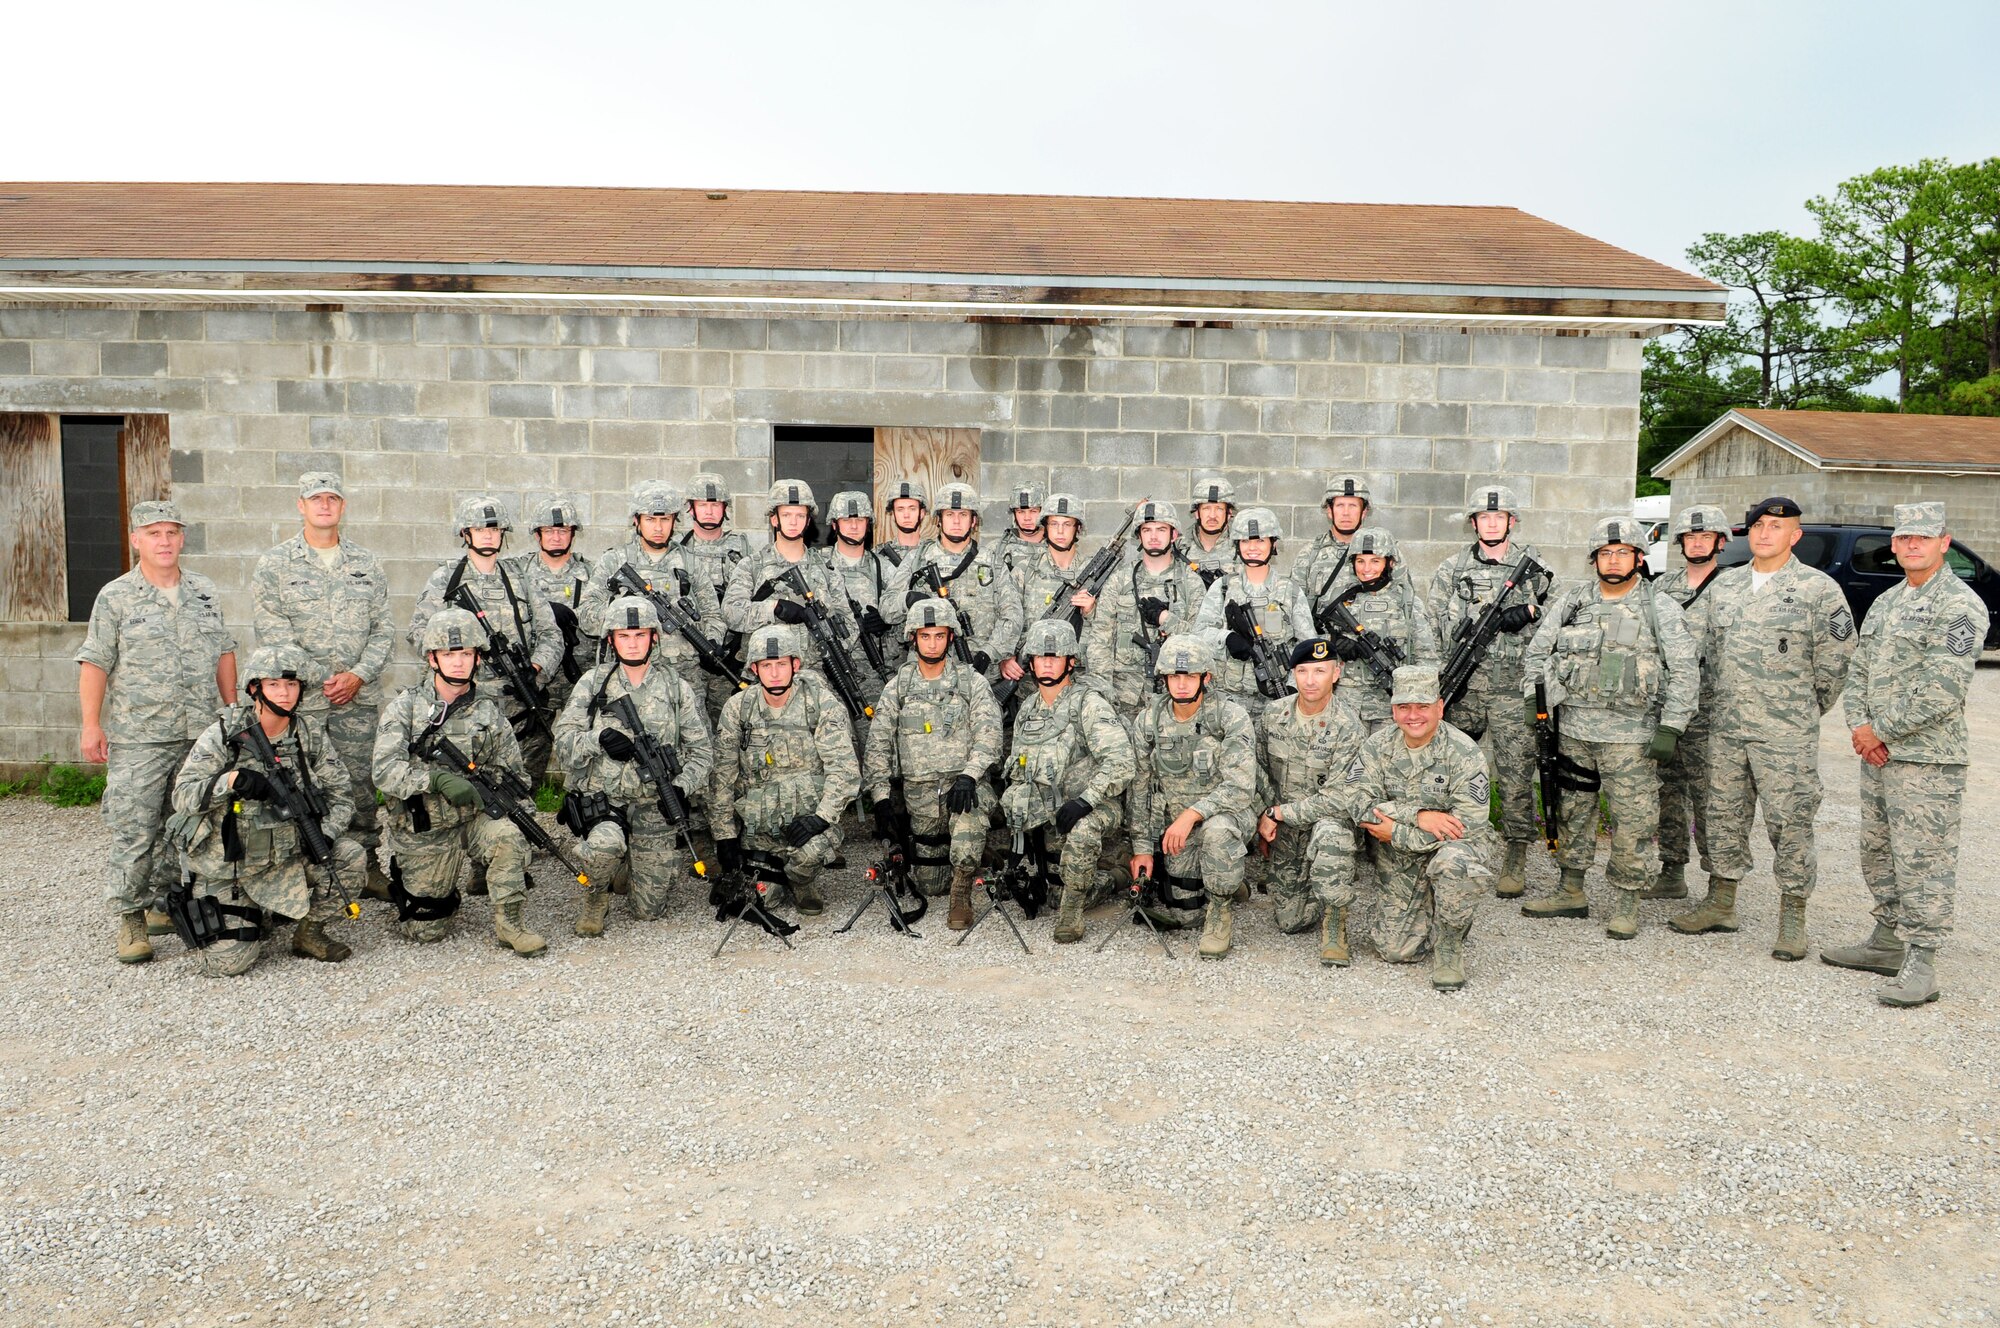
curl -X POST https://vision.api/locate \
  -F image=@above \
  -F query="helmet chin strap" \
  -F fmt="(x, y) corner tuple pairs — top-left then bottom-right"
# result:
(760, 670), (795, 698)
(1240, 551), (1270, 567)
(1684, 550), (1718, 566)
(614, 634), (656, 667)
(1477, 533), (1509, 549)
(246, 679), (298, 722)
(1599, 566), (1639, 586)
(430, 657), (477, 689)
(1035, 659), (1076, 687)
(693, 512), (724, 531)
(836, 526), (868, 549)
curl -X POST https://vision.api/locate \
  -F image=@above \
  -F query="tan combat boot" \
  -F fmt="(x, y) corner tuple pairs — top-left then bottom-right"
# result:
(947, 868), (976, 930)
(1668, 878), (1738, 934)
(1606, 888), (1640, 941)
(1771, 893), (1809, 962)
(361, 857), (394, 902)
(1052, 886), (1085, 944)
(1821, 921), (1904, 977)
(1523, 868), (1589, 920)
(1495, 841), (1528, 899)
(1640, 861), (1688, 900)
(1876, 946), (1940, 1007)
(1430, 922), (1467, 991)
(790, 876), (825, 918)
(1319, 906), (1351, 968)
(1198, 897), (1234, 960)
(494, 900), (547, 956)
(144, 908), (176, 936)
(116, 910), (154, 964)
(574, 887), (609, 938)
(290, 918), (351, 963)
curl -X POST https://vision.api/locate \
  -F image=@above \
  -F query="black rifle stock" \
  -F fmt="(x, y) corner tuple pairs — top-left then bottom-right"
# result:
(233, 720), (359, 920)
(1224, 599), (1296, 700)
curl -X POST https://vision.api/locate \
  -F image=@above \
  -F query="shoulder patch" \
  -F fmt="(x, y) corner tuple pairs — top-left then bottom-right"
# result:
(1469, 770), (1490, 804)
(1344, 755), (1366, 784)
(1828, 606), (1854, 641)
(1945, 614), (1976, 657)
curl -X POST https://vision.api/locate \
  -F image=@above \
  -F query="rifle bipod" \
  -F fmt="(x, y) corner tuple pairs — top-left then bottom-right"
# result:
(834, 844), (925, 938)
(954, 830), (1040, 955)
(1094, 870), (1179, 958)
(712, 873), (799, 957)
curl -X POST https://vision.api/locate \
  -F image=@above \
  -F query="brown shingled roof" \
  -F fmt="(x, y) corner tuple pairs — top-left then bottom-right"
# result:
(1735, 408), (2000, 470)
(0, 182), (1718, 294)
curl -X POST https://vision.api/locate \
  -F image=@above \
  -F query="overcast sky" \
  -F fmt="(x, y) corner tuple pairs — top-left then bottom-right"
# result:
(9, 0), (1994, 276)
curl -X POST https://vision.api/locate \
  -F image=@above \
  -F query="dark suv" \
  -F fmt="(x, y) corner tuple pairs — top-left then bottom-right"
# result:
(1711, 523), (2000, 650)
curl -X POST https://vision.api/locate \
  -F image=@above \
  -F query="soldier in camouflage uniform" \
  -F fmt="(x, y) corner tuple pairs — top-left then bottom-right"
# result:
(407, 495), (563, 783)
(863, 597), (1004, 928)
(555, 596), (715, 936)
(1314, 666), (1495, 990)
(1297, 475), (1419, 613)
(1087, 498), (1210, 709)
(578, 481), (731, 705)
(820, 489), (895, 707)
(372, 607), (541, 954)
(1254, 637), (1369, 958)
(709, 625), (860, 918)
(1428, 484), (1559, 899)
(1127, 634), (1257, 958)
(1647, 504), (1730, 900)
(676, 471), (753, 621)
(900, 482), (1024, 683)
(994, 481), (1047, 579)
(1670, 496), (1854, 961)
(503, 494), (598, 770)
(1826, 502), (1989, 1007)
(1321, 526), (1439, 731)
(1193, 508), (1316, 719)
(1005, 492), (1104, 687)
(250, 472), (396, 898)
(1178, 475), (1241, 589)
(77, 499), (238, 965)
(999, 620), (1135, 943)
(167, 645), (365, 975)
(723, 480), (869, 697)
(1521, 518), (1699, 939)
(866, 478), (931, 672)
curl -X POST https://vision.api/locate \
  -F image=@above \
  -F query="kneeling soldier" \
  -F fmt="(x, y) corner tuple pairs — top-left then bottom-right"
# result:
(373, 607), (539, 953)
(555, 596), (715, 936)
(710, 625), (860, 918)
(167, 645), (364, 975)
(1255, 637), (1369, 957)
(1000, 620), (1136, 943)
(864, 597), (1004, 928)
(1128, 634), (1257, 958)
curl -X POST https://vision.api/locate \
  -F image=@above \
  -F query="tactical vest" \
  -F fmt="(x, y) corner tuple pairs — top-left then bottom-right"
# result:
(1144, 696), (1231, 814)
(893, 664), (989, 782)
(723, 682), (831, 835)
(1552, 584), (1666, 713)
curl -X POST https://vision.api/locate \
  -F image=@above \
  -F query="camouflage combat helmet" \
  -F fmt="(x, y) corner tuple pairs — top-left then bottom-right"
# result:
(766, 479), (817, 514)
(1351, 526), (1398, 559)
(456, 495), (511, 531)
(1133, 497), (1182, 534)
(530, 496), (582, 530)
(243, 644), (310, 684)
(1465, 484), (1521, 519)
(1154, 633), (1214, 676)
(885, 478), (929, 508)
(828, 490), (874, 522)
(687, 472), (731, 505)
(1042, 492), (1085, 524)
(1323, 475), (1371, 505)
(904, 596), (960, 637)
(1009, 481), (1047, 511)
(1589, 516), (1647, 555)
(422, 607), (483, 653)
(603, 595), (661, 633)
(935, 481), (979, 512)
(1230, 507), (1283, 543)
(1190, 475), (1237, 510)
(1021, 619), (1081, 659)
(630, 481), (684, 518)
(744, 624), (802, 662)
(1672, 504), (1730, 540)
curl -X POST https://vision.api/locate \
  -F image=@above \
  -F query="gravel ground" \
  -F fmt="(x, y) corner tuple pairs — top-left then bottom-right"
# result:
(4, 668), (1998, 1328)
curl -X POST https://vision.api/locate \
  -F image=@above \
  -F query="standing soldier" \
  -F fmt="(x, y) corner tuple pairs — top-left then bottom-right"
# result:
(554, 596), (714, 937)
(577, 481), (729, 701)
(1298, 475), (1417, 610)
(167, 645), (366, 974)
(867, 478), (931, 670)
(1127, 634), (1258, 959)
(1180, 475), (1241, 588)
(1193, 508), (1316, 719)
(1827, 502), (1988, 1006)
(1520, 518), (1699, 938)
(1316, 666), (1495, 990)
(1429, 485), (1559, 900)
(250, 472), (396, 898)
(995, 481), (1047, 578)
(863, 598), (1004, 927)
(503, 494), (597, 771)
(708, 625), (860, 918)
(372, 607), (540, 955)
(1254, 638), (1369, 957)
(1088, 498), (1210, 710)
(1321, 527), (1438, 732)
(902, 482), (1023, 682)
(76, 499), (238, 964)
(676, 472), (753, 616)
(723, 480), (869, 700)
(1005, 492), (1102, 685)
(1648, 504), (1730, 900)
(821, 489), (895, 706)
(999, 620), (1136, 943)
(1670, 496), (1854, 960)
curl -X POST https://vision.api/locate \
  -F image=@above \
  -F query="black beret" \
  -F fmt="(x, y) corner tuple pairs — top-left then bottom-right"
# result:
(1745, 496), (1802, 525)
(1289, 637), (1335, 667)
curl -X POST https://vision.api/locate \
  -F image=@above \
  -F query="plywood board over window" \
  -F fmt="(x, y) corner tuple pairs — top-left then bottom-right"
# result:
(119, 415), (171, 517)
(0, 414), (66, 622)
(872, 428), (979, 534)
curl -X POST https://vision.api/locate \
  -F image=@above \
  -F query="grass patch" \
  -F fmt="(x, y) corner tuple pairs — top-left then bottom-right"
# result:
(0, 776), (34, 799)
(41, 765), (106, 807)
(534, 781), (563, 815)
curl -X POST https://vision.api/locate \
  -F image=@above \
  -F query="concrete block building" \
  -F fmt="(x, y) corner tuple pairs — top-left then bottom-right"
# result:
(0, 182), (1721, 771)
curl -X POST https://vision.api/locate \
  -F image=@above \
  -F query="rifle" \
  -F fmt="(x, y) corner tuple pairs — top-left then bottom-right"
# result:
(993, 503), (1140, 713)
(835, 800), (925, 937)
(711, 847), (800, 956)
(1532, 680), (1600, 853)
(607, 563), (748, 690)
(955, 827), (1042, 954)
(774, 565), (874, 721)
(410, 708), (589, 889)
(1092, 864), (1178, 958)
(1439, 554), (1549, 714)
(446, 584), (552, 736)
(607, 693), (710, 883)
(917, 563), (977, 665)
(1224, 599), (1297, 700)
(843, 589), (894, 679)
(549, 601), (583, 684)
(1317, 596), (1405, 691)
(233, 719), (359, 920)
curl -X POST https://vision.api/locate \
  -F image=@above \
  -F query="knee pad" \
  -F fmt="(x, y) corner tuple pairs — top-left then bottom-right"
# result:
(387, 860), (461, 923)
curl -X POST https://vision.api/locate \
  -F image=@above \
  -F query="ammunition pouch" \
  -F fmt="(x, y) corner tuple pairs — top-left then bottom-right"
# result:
(387, 861), (461, 923)
(164, 876), (266, 950)
(403, 793), (433, 834)
(557, 788), (627, 839)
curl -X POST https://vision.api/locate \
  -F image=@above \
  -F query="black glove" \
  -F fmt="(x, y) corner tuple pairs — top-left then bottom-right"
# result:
(1055, 797), (1093, 835)
(597, 729), (637, 762)
(1137, 596), (1168, 628)
(784, 813), (831, 847)
(945, 774), (980, 814)
(696, 647), (733, 678)
(773, 599), (810, 625)
(1496, 603), (1537, 634)
(1225, 631), (1255, 660)
(872, 800), (899, 841)
(715, 837), (744, 873)
(860, 606), (890, 636)
(970, 651), (991, 673)
(550, 601), (579, 635)
(229, 769), (272, 802)
(1330, 633), (1367, 661)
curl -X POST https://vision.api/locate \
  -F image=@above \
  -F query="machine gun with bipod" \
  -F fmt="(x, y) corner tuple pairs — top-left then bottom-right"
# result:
(954, 827), (1045, 954)
(711, 847), (800, 956)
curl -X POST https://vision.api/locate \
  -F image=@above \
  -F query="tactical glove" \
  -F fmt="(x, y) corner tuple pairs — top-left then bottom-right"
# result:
(784, 813), (831, 847)
(1137, 596), (1169, 628)
(773, 599), (811, 625)
(715, 837), (745, 873)
(228, 769), (272, 802)
(1225, 631), (1255, 660)
(1496, 603), (1537, 634)
(1055, 797), (1093, 835)
(1646, 725), (1681, 763)
(597, 729), (638, 762)
(945, 774), (980, 814)
(872, 800), (899, 842)
(428, 770), (484, 810)
(970, 651), (992, 674)
(1330, 634), (1367, 661)
(860, 606), (890, 636)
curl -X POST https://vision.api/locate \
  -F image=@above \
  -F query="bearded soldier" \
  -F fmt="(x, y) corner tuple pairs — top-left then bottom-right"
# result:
(502, 494), (597, 768)
(554, 596), (714, 937)
(863, 597), (1005, 928)
(577, 480), (730, 701)
(1088, 498), (1210, 710)
(1647, 504), (1729, 901)
(820, 489), (896, 706)
(999, 620), (1135, 943)
(901, 481), (1023, 682)
(166, 645), (365, 974)
(1193, 508), (1316, 719)
(372, 607), (540, 955)
(994, 480), (1047, 578)
(1127, 634), (1257, 959)
(1321, 526), (1438, 731)
(1004, 492), (1102, 687)
(676, 471), (753, 614)
(1428, 485), (1559, 900)
(723, 480), (868, 696)
(1179, 475), (1241, 588)
(1521, 518), (1699, 939)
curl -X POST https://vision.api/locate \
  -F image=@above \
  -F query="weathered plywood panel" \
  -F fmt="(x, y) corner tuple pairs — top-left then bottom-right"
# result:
(117, 414), (171, 574)
(0, 415), (67, 622)
(1687, 424), (1810, 479)
(873, 427), (979, 532)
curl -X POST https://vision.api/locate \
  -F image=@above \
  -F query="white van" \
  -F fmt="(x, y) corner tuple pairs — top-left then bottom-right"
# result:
(1633, 495), (1671, 576)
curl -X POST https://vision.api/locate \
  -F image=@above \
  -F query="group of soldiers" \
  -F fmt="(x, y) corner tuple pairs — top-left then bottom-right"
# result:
(79, 466), (1985, 1006)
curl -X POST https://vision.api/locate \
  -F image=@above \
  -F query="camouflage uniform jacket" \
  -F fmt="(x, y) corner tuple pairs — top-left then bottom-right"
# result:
(75, 568), (235, 742)
(502, 549), (598, 677)
(995, 528), (1042, 579)
(1704, 557), (1855, 742)
(171, 702), (353, 917)
(250, 535), (395, 715)
(577, 538), (725, 676)
(1002, 680), (1135, 828)
(1192, 569), (1317, 701)
(1844, 569), (1989, 765)
(675, 528), (753, 608)
(1343, 724), (1494, 856)
(554, 660), (714, 811)
(709, 672), (860, 837)
(1524, 579), (1700, 743)
(1087, 555), (1211, 709)
(1654, 564), (1722, 725)
(1427, 543), (1560, 697)
(408, 557), (563, 712)
(1323, 576), (1441, 723)
(863, 659), (1004, 802)
(1298, 532), (1419, 609)
(373, 680), (525, 836)
(1013, 545), (1100, 645)
(900, 539), (1025, 673)
(1174, 532), (1240, 588)
(1258, 695), (1370, 825)
(723, 545), (864, 674)
(1127, 694), (1257, 851)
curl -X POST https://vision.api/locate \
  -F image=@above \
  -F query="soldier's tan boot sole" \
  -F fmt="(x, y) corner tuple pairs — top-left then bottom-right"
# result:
(144, 908), (176, 936)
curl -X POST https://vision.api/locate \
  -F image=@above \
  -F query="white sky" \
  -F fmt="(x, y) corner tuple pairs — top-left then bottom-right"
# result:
(7, 0), (1995, 276)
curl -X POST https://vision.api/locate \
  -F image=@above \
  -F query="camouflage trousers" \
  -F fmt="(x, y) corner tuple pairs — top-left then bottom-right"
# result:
(1554, 734), (1659, 893)
(1858, 760), (1964, 954)
(1656, 714), (1711, 872)
(102, 739), (193, 916)
(384, 815), (529, 943)
(315, 700), (380, 851)
(1707, 738), (1822, 896)
(1145, 810), (1251, 925)
(1268, 819), (1351, 933)
(903, 776), (994, 896)
(741, 821), (844, 893)
(515, 715), (554, 796)
(1041, 804), (1125, 907)
(188, 837), (363, 978)
(1451, 687), (1539, 846)
(1316, 824), (1491, 960)
(582, 801), (690, 920)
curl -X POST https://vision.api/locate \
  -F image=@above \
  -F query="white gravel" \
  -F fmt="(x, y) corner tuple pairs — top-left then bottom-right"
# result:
(4, 666), (1998, 1327)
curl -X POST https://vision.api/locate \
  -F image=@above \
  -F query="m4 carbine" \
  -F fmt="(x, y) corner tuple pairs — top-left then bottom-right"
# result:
(773, 564), (874, 722)
(992, 502), (1139, 714)
(411, 710), (589, 889)
(1439, 554), (1549, 714)
(232, 719), (359, 919)
(606, 563), (747, 689)
(1317, 596), (1404, 691)
(1224, 599), (1296, 700)
(446, 585), (551, 735)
